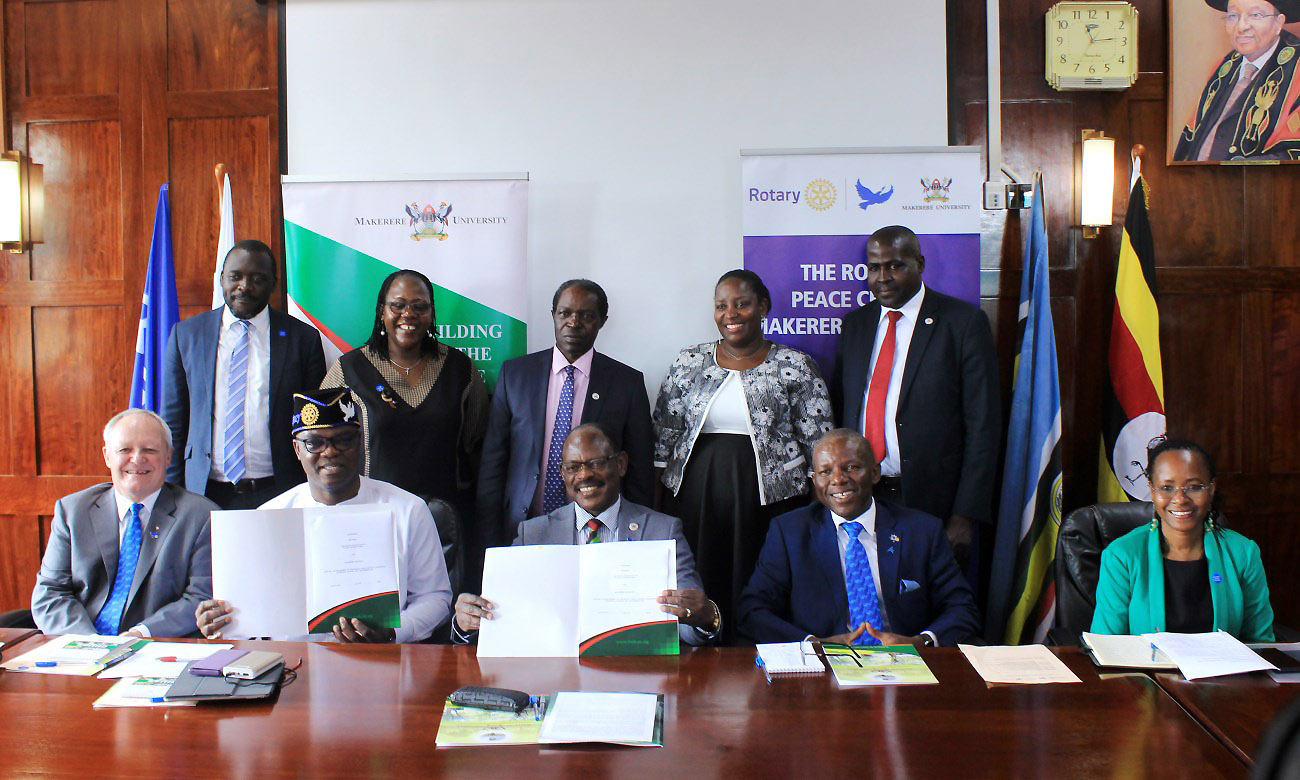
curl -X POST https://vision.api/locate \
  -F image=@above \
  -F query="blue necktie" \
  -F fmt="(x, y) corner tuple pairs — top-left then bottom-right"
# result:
(843, 521), (882, 646)
(543, 365), (576, 513)
(223, 319), (251, 482)
(95, 503), (144, 635)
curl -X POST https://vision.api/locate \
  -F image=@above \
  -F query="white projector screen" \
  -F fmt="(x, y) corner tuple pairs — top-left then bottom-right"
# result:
(286, 0), (949, 393)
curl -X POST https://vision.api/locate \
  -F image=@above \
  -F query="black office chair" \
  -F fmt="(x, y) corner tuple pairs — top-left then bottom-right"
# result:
(426, 498), (464, 598)
(0, 609), (35, 629)
(1255, 695), (1300, 780)
(1047, 501), (1152, 646)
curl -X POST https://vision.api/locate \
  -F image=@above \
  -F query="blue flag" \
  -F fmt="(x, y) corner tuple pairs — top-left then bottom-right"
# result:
(129, 184), (179, 413)
(986, 176), (1064, 644)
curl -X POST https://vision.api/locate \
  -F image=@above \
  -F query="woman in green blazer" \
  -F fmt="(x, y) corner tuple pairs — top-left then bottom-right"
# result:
(1091, 438), (1274, 641)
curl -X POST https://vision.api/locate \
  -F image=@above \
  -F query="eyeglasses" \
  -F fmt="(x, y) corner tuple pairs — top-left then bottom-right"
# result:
(560, 455), (618, 475)
(295, 431), (360, 454)
(1222, 12), (1278, 24)
(1152, 484), (1210, 498)
(385, 301), (432, 315)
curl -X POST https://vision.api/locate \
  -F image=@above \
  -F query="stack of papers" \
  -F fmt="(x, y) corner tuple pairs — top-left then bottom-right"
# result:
(958, 644), (1082, 684)
(824, 645), (938, 686)
(436, 697), (548, 747)
(1144, 631), (1276, 680)
(1081, 632), (1177, 670)
(539, 692), (663, 747)
(0, 635), (146, 676)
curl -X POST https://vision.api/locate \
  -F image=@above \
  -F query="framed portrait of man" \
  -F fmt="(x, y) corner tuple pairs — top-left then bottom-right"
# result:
(1169, 0), (1300, 163)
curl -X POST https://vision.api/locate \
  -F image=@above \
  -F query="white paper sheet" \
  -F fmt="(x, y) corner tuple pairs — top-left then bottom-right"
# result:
(99, 642), (233, 679)
(1081, 632), (1177, 669)
(305, 505), (398, 632)
(0, 635), (138, 675)
(1144, 631), (1276, 680)
(211, 508), (307, 638)
(478, 546), (580, 657)
(576, 539), (676, 645)
(958, 644), (1083, 684)
(539, 691), (658, 744)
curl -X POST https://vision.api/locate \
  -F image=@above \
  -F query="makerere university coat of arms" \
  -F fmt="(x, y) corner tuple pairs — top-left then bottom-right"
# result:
(406, 201), (453, 240)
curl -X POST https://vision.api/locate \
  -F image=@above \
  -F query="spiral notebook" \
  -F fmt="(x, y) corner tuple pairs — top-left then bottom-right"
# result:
(755, 642), (826, 676)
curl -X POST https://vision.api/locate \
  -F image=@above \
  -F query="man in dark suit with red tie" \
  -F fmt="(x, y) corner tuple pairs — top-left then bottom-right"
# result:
(831, 226), (1000, 567)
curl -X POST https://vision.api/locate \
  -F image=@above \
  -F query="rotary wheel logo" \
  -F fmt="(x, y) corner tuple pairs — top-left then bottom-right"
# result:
(301, 403), (320, 427)
(804, 179), (837, 211)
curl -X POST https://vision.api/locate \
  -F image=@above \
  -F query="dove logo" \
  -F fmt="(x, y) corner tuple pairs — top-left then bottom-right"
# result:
(340, 401), (357, 422)
(854, 180), (894, 210)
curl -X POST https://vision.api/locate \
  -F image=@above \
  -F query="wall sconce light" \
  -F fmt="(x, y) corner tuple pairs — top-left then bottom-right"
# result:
(0, 150), (44, 252)
(1078, 129), (1114, 239)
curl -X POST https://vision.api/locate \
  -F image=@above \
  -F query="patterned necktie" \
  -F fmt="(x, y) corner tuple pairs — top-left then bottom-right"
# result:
(223, 319), (251, 483)
(842, 521), (882, 646)
(585, 518), (602, 544)
(543, 365), (576, 513)
(863, 310), (902, 463)
(1197, 61), (1258, 161)
(94, 503), (144, 635)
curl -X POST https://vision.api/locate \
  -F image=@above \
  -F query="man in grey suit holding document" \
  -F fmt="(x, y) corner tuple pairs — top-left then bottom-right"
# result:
(453, 423), (720, 645)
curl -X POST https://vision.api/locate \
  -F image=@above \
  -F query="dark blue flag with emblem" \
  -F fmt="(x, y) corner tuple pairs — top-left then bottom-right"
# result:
(129, 184), (178, 413)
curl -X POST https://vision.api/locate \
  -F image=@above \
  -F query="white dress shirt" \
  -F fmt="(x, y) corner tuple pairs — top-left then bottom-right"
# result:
(860, 284), (926, 477)
(210, 305), (273, 481)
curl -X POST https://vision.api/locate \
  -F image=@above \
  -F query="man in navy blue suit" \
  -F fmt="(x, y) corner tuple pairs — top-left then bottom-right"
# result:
(162, 240), (326, 509)
(477, 279), (653, 551)
(737, 429), (979, 646)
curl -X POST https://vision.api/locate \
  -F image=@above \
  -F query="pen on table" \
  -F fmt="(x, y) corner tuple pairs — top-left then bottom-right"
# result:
(35, 661), (58, 667)
(530, 695), (541, 721)
(1150, 643), (1158, 662)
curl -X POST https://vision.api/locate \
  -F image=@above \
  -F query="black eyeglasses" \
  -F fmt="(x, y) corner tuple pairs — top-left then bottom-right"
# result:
(295, 431), (360, 454)
(560, 455), (618, 475)
(385, 301), (432, 315)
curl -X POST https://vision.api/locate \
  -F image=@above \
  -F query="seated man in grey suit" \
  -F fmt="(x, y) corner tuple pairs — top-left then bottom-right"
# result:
(32, 409), (216, 638)
(454, 423), (720, 644)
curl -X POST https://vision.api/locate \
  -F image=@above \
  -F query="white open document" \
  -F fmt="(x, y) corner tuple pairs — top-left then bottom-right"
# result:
(478, 540), (677, 658)
(211, 505), (399, 637)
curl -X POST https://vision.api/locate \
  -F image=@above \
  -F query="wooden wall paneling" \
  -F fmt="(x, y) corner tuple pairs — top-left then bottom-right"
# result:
(25, 121), (124, 282)
(1269, 293), (1300, 471)
(32, 305), (127, 476)
(1158, 291), (1243, 468)
(167, 115), (273, 302)
(21, 0), (120, 98)
(0, 513), (39, 611)
(0, 305), (35, 477)
(1243, 165), (1300, 267)
(167, 0), (275, 93)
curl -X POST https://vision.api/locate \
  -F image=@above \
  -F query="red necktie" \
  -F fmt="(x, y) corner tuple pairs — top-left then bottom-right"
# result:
(863, 310), (902, 463)
(585, 518), (602, 544)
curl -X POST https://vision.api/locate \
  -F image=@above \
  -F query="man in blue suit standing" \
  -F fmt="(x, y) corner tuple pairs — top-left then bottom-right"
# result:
(162, 240), (326, 509)
(477, 279), (653, 552)
(737, 429), (979, 646)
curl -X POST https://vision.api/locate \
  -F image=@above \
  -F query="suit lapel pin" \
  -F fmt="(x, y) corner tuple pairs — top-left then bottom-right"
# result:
(591, 392), (600, 400)
(628, 522), (639, 532)
(278, 330), (286, 337)
(923, 318), (934, 325)
(890, 533), (900, 542)
(150, 526), (160, 540)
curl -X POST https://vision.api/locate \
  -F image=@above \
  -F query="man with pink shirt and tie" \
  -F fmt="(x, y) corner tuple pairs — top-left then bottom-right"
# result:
(831, 225), (1000, 568)
(477, 280), (654, 559)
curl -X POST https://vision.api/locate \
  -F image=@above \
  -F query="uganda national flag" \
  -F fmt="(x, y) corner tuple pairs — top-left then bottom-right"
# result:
(1098, 175), (1164, 503)
(986, 176), (1063, 645)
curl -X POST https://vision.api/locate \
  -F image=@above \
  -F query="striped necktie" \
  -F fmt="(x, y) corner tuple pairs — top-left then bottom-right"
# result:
(223, 319), (251, 483)
(94, 503), (144, 635)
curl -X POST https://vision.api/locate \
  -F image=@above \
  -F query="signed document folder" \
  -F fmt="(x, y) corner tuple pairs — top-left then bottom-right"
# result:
(211, 505), (400, 637)
(477, 540), (678, 658)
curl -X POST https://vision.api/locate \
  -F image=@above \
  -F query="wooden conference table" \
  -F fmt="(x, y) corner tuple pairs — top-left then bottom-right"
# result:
(0, 629), (1250, 777)
(1156, 670), (1299, 767)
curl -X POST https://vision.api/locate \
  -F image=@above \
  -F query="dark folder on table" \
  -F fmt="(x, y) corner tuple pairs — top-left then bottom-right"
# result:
(163, 660), (284, 702)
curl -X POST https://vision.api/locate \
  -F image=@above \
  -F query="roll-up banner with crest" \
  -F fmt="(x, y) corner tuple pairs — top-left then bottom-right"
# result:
(741, 148), (982, 377)
(282, 176), (529, 391)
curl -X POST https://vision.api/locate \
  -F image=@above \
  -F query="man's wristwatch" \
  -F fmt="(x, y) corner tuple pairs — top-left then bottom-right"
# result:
(919, 634), (937, 647)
